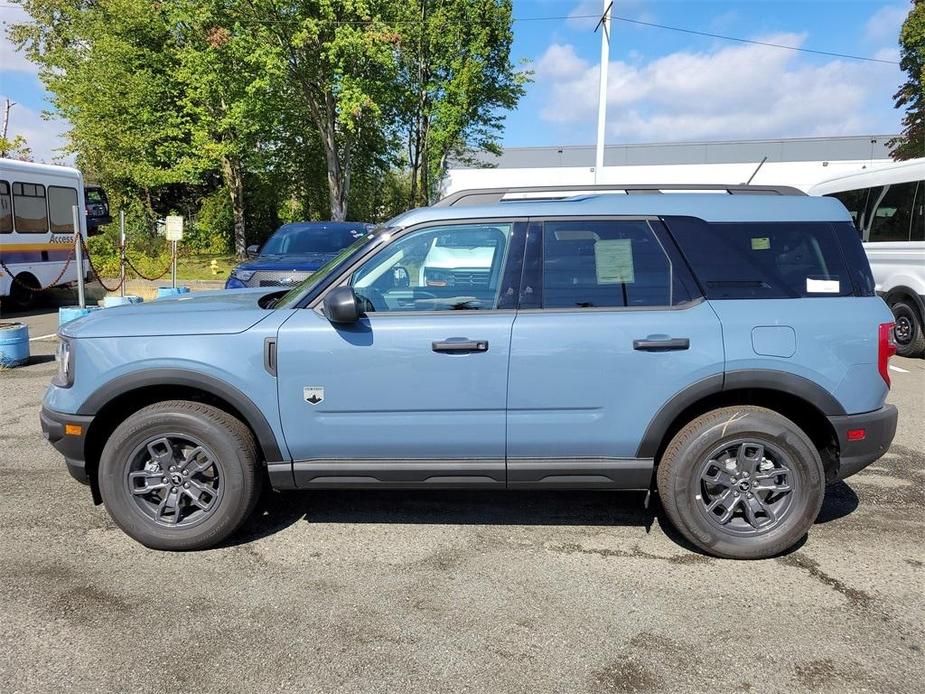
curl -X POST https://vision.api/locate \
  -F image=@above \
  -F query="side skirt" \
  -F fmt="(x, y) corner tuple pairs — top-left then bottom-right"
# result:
(271, 458), (654, 490)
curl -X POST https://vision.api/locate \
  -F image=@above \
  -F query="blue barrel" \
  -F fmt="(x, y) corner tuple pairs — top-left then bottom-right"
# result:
(102, 295), (143, 307)
(155, 287), (191, 299)
(59, 305), (102, 327)
(0, 322), (30, 367)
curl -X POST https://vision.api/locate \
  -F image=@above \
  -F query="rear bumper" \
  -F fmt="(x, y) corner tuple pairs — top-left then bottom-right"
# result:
(40, 406), (94, 485)
(827, 405), (898, 480)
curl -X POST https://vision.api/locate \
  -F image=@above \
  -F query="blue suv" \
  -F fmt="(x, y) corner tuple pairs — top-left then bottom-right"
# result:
(41, 185), (899, 559)
(225, 221), (369, 289)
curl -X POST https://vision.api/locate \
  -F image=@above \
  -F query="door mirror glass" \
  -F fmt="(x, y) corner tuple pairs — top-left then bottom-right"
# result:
(323, 286), (362, 324)
(246, 244), (260, 258)
(391, 266), (410, 288)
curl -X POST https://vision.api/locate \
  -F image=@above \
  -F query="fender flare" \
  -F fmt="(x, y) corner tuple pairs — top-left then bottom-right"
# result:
(78, 368), (284, 462)
(636, 370), (845, 459)
(881, 285), (925, 319)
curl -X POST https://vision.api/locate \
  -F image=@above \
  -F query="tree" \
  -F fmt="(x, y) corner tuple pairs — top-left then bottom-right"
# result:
(241, 0), (403, 221)
(398, 0), (528, 207)
(890, 0), (925, 160)
(1, 99), (32, 160)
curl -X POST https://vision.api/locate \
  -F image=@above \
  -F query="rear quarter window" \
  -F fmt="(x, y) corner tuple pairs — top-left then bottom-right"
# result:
(664, 217), (856, 299)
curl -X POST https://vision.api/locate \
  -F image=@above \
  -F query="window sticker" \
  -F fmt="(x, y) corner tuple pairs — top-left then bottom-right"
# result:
(594, 239), (635, 284)
(806, 278), (840, 293)
(751, 237), (771, 250)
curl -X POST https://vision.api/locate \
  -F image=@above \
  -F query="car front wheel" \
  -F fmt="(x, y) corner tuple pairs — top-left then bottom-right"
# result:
(656, 406), (825, 560)
(98, 400), (262, 550)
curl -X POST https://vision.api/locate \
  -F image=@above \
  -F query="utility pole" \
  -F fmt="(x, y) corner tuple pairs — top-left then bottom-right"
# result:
(594, 1), (612, 183)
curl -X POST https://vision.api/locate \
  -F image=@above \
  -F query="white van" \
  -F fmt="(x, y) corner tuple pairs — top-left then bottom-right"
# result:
(0, 159), (92, 309)
(809, 159), (925, 357)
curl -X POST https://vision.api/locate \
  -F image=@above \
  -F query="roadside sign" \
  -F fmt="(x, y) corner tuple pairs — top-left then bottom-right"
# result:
(165, 216), (184, 241)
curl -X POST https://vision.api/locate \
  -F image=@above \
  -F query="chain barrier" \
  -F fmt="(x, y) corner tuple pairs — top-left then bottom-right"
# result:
(2, 229), (180, 295)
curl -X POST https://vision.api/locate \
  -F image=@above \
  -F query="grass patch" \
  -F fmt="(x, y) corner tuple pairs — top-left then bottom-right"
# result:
(175, 254), (238, 281)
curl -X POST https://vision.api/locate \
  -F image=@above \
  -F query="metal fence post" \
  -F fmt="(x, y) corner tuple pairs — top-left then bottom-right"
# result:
(73, 205), (86, 309)
(119, 209), (126, 297)
(171, 240), (177, 289)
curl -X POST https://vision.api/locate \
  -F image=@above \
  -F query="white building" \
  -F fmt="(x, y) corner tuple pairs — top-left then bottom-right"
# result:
(444, 134), (897, 195)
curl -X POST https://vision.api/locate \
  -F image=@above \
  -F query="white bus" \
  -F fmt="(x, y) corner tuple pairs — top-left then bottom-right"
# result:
(0, 159), (92, 310)
(809, 159), (925, 358)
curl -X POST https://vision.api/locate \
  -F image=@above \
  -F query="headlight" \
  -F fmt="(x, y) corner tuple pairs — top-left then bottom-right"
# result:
(424, 268), (454, 287)
(233, 269), (255, 282)
(52, 337), (74, 388)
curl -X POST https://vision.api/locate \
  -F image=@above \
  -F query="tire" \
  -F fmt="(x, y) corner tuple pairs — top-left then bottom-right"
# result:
(8, 273), (39, 311)
(656, 406), (825, 560)
(891, 301), (925, 358)
(98, 400), (262, 550)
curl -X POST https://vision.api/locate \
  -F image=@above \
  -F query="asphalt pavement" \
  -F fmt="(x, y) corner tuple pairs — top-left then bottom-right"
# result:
(1, 306), (923, 694)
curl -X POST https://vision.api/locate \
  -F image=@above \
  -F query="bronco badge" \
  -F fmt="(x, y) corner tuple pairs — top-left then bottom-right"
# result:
(303, 386), (324, 405)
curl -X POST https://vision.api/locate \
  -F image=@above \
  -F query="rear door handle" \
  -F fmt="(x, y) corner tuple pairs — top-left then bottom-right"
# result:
(633, 337), (690, 351)
(432, 339), (489, 353)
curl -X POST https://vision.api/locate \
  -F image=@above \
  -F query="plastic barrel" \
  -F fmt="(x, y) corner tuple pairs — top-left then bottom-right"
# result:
(0, 322), (30, 367)
(155, 287), (191, 299)
(59, 305), (102, 327)
(102, 295), (143, 308)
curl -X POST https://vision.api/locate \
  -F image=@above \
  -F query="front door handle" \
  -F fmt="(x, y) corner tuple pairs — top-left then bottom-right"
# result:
(432, 339), (489, 353)
(633, 337), (690, 351)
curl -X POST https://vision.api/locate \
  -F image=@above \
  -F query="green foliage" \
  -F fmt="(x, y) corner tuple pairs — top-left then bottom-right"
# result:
(187, 190), (234, 254)
(0, 133), (32, 160)
(891, 0), (925, 160)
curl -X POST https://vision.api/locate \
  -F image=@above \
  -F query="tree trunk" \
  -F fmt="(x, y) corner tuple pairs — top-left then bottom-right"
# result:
(222, 155), (246, 257)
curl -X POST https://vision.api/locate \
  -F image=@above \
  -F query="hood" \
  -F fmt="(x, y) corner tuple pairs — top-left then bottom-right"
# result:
(60, 288), (277, 338)
(235, 252), (337, 272)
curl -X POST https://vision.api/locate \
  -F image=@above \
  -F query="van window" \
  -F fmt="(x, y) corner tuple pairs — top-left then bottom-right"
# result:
(12, 182), (48, 233)
(48, 186), (79, 233)
(541, 220), (684, 308)
(911, 181), (924, 242)
(666, 218), (854, 299)
(828, 188), (870, 232)
(0, 182), (11, 233)
(869, 182), (917, 242)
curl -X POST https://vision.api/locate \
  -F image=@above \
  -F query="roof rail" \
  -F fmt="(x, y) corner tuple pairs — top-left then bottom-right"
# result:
(434, 183), (807, 207)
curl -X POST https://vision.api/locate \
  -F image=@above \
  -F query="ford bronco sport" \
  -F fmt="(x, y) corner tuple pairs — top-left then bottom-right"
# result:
(41, 185), (898, 559)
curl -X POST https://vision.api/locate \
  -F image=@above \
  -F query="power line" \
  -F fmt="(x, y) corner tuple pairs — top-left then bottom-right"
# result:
(0, 4), (900, 65)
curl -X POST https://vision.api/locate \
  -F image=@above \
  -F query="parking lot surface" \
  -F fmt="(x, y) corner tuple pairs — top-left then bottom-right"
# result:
(1, 309), (923, 693)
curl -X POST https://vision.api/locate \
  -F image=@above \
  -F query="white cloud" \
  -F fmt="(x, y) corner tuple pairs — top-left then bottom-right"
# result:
(864, 3), (907, 44)
(1, 5), (39, 75)
(534, 33), (902, 142)
(0, 97), (71, 164)
(536, 43), (587, 80)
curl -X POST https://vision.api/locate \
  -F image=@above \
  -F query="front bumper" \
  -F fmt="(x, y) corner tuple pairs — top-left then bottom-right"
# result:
(827, 405), (898, 481)
(40, 406), (94, 485)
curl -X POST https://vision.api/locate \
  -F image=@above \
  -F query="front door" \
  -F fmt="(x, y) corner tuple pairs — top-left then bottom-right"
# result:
(276, 220), (525, 487)
(506, 217), (725, 488)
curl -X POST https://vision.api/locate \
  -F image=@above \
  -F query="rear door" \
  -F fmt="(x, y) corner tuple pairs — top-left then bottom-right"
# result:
(505, 217), (725, 488)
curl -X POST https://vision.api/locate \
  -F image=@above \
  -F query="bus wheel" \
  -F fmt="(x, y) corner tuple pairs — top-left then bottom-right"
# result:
(8, 273), (40, 311)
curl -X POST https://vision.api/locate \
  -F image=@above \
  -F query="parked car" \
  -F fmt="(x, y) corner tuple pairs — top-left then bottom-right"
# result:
(41, 184), (898, 559)
(225, 221), (369, 289)
(809, 158), (925, 357)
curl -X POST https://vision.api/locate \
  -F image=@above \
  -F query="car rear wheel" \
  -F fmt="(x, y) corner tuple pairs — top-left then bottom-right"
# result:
(656, 406), (825, 560)
(891, 301), (925, 358)
(98, 400), (261, 550)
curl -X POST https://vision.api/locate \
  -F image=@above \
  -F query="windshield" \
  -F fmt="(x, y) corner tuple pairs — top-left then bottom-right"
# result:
(261, 224), (367, 255)
(275, 229), (390, 308)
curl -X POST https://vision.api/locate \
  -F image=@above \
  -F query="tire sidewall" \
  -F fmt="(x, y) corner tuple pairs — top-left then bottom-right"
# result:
(666, 410), (824, 559)
(99, 407), (253, 550)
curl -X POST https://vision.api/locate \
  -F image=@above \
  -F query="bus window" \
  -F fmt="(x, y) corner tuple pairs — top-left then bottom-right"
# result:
(828, 188), (870, 233)
(869, 182), (917, 243)
(0, 181), (11, 233)
(48, 186), (79, 233)
(912, 181), (924, 242)
(12, 182), (49, 233)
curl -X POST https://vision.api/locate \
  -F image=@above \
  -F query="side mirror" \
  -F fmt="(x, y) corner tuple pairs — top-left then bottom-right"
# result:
(392, 266), (410, 289)
(246, 244), (260, 258)
(323, 286), (362, 324)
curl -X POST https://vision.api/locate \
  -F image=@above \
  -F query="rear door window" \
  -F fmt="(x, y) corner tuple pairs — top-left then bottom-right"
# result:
(665, 217), (854, 299)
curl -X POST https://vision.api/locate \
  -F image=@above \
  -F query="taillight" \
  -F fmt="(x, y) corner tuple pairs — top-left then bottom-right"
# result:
(878, 322), (896, 387)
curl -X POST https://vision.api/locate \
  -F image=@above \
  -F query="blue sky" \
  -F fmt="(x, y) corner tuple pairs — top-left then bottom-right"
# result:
(0, 0), (911, 162)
